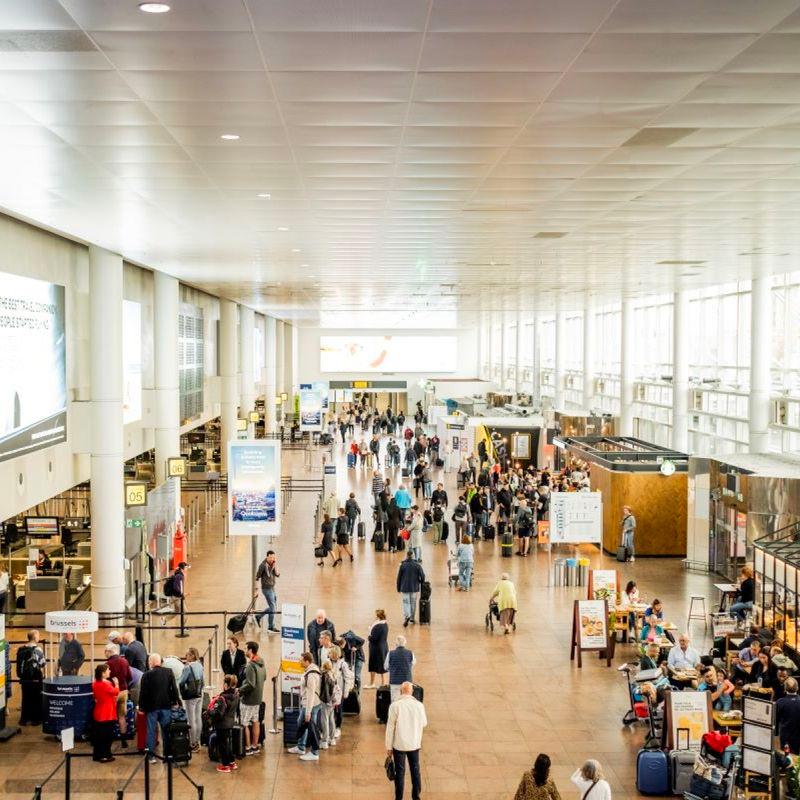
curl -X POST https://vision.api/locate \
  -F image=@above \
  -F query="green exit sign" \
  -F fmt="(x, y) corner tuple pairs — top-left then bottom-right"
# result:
(125, 519), (143, 528)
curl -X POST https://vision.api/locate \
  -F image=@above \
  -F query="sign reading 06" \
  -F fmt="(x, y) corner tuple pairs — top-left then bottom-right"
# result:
(125, 482), (148, 508)
(167, 457), (187, 478)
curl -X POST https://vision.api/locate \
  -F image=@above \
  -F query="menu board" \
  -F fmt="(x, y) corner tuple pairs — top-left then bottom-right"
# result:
(550, 492), (602, 544)
(666, 690), (712, 751)
(570, 599), (611, 668)
(588, 569), (619, 602)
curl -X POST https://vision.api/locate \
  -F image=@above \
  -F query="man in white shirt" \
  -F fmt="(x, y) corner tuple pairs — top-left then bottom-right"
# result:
(386, 682), (427, 800)
(667, 634), (701, 672)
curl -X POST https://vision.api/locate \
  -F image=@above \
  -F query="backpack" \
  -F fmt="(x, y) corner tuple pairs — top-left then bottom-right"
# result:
(318, 670), (333, 705)
(453, 503), (467, 521)
(433, 506), (444, 522)
(163, 573), (177, 597)
(204, 693), (227, 725)
(19, 647), (42, 681)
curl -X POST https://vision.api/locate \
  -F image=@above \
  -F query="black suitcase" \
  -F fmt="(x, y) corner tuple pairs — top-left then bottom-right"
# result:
(357, 521), (365, 540)
(484, 524), (496, 541)
(396, 535), (405, 552)
(616, 546), (628, 563)
(419, 598), (431, 625)
(402, 467), (410, 478)
(374, 532), (385, 552)
(166, 721), (192, 764)
(342, 688), (361, 716)
(376, 686), (391, 724)
(283, 707), (301, 746)
(420, 580), (431, 601)
(207, 730), (220, 762)
(442, 521), (449, 541)
(412, 684), (424, 703)
(231, 724), (245, 760)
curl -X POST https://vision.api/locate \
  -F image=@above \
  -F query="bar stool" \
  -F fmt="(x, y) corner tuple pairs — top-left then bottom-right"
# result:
(687, 595), (707, 630)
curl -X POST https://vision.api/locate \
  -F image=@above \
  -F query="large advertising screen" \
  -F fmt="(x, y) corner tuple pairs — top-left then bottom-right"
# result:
(228, 440), (281, 536)
(123, 300), (142, 424)
(0, 271), (66, 462)
(299, 386), (323, 431)
(320, 335), (457, 373)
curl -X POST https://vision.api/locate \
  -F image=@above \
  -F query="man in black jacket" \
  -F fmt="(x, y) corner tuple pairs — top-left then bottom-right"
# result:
(777, 678), (800, 754)
(306, 609), (336, 665)
(139, 653), (180, 761)
(397, 551), (426, 628)
(431, 484), (448, 510)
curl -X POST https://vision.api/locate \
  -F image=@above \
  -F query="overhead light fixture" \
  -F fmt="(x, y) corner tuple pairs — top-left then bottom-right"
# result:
(277, 226), (289, 231)
(257, 193), (271, 199)
(220, 133), (240, 141)
(139, 2), (171, 12)
(291, 248), (301, 253)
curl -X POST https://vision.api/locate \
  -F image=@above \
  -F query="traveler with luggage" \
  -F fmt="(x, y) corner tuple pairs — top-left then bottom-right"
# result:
(386, 497), (402, 552)
(307, 609), (336, 665)
(318, 661), (337, 748)
(333, 507), (353, 565)
(288, 652), (323, 761)
(515, 498), (534, 557)
(621, 506), (636, 563)
(570, 759), (611, 800)
(408, 506), (424, 562)
(209, 674), (240, 773)
(385, 681), (427, 800)
(469, 487), (486, 540)
(385, 636), (416, 703)
(58, 632), (85, 676)
(139, 653), (180, 763)
(365, 610), (390, 689)
(490, 573), (518, 634)
(238, 641), (266, 756)
(221, 636), (247, 687)
(105, 643), (133, 747)
(254, 550), (280, 633)
(17, 629), (45, 725)
(514, 753), (561, 800)
(395, 482), (413, 524)
(92, 663), (120, 763)
(456, 535), (474, 592)
(338, 630), (365, 691)
(397, 550), (426, 628)
(451, 496), (470, 542)
(316, 514), (335, 567)
(178, 647), (204, 752)
(431, 503), (445, 545)
(345, 493), (361, 535)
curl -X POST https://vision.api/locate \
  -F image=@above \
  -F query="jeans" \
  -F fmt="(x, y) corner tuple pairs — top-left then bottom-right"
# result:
(353, 658), (363, 689)
(622, 531), (635, 557)
(411, 545), (422, 562)
(297, 704), (321, 754)
(146, 708), (172, 753)
(393, 748), (422, 800)
(423, 481), (432, 499)
(183, 697), (202, 747)
(402, 592), (419, 622)
(262, 588), (277, 629)
(730, 600), (753, 622)
(458, 561), (473, 589)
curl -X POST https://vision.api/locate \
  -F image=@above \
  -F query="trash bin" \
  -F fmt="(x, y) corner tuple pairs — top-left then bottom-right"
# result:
(501, 531), (514, 558)
(552, 558), (565, 586)
(565, 558), (578, 586)
(577, 564), (589, 586)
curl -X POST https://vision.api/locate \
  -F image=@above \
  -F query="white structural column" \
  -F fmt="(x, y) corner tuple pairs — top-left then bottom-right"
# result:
(620, 298), (635, 436)
(672, 290), (690, 452)
(499, 307), (507, 390)
(239, 305), (255, 417)
(89, 246), (125, 612)
(219, 299), (238, 472)
(264, 316), (277, 433)
(275, 320), (285, 395)
(475, 311), (484, 378)
(750, 275), (772, 452)
(554, 310), (566, 410)
(583, 303), (595, 411)
(514, 308), (523, 395)
(531, 313), (541, 404)
(153, 271), (180, 485)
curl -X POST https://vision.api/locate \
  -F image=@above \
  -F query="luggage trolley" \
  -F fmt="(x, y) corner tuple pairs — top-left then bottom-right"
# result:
(447, 550), (460, 588)
(618, 663), (662, 748)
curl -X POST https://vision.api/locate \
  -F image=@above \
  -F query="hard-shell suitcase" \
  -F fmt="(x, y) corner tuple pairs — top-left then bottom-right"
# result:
(419, 598), (431, 625)
(442, 521), (449, 542)
(420, 580), (431, 601)
(671, 729), (695, 795)
(231, 724), (245, 760)
(342, 688), (361, 716)
(374, 532), (385, 552)
(376, 686), (391, 724)
(207, 730), (219, 762)
(484, 524), (496, 541)
(617, 546), (628, 563)
(136, 710), (147, 751)
(166, 720), (192, 764)
(357, 521), (366, 540)
(402, 467), (410, 478)
(283, 708), (301, 746)
(637, 748), (669, 795)
(112, 699), (136, 741)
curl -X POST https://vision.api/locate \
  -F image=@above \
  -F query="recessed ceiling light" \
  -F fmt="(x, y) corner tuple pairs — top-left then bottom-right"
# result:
(291, 248), (301, 253)
(139, 2), (171, 12)
(220, 133), (240, 141)
(277, 226), (289, 231)
(257, 193), (271, 199)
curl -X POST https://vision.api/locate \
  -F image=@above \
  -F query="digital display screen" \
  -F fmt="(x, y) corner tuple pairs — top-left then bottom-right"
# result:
(0, 271), (67, 462)
(25, 517), (60, 537)
(320, 335), (457, 373)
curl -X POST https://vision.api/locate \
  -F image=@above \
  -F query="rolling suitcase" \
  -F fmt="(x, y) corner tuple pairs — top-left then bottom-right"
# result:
(637, 748), (669, 795)
(442, 521), (449, 542)
(402, 467), (410, 478)
(166, 720), (192, 764)
(207, 730), (219, 762)
(374, 532), (385, 552)
(112, 699), (136, 741)
(136, 710), (147, 751)
(670, 748), (695, 795)
(376, 686), (391, 724)
(342, 688), (362, 716)
(419, 598), (431, 625)
(357, 521), (366, 540)
(231, 724), (246, 760)
(484, 524), (496, 541)
(617, 546), (628, 563)
(283, 707), (301, 746)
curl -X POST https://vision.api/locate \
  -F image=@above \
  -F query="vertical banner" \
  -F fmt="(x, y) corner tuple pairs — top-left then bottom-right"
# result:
(228, 440), (281, 536)
(299, 385), (323, 431)
(280, 603), (306, 696)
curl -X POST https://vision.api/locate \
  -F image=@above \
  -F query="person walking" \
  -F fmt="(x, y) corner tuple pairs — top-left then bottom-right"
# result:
(395, 483), (413, 525)
(91, 663), (120, 763)
(345, 493), (361, 535)
(316, 513), (336, 567)
(515, 497), (534, 557)
(365, 609), (389, 689)
(452, 496), (470, 543)
(456, 534), (474, 592)
(17, 630), (45, 725)
(254, 550), (280, 633)
(396, 550), (426, 628)
(385, 681), (427, 800)
(621, 505), (636, 563)
(570, 760), (612, 800)
(288, 652), (323, 761)
(333, 507), (353, 565)
(514, 753), (561, 800)
(372, 470), (385, 518)
(385, 636), (416, 703)
(431, 502), (445, 545)
(138, 653), (180, 763)
(238, 640), (266, 756)
(58, 632), (85, 676)
(490, 572), (518, 634)
(408, 506), (424, 562)
(386, 496), (402, 552)
(178, 647), (204, 752)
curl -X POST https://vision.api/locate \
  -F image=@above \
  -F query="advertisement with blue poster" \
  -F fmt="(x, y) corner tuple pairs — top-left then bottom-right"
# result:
(228, 440), (281, 536)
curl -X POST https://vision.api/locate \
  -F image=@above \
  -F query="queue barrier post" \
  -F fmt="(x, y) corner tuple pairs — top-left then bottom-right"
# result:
(64, 751), (71, 800)
(176, 595), (188, 639)
(269, 672), (280, 734)
(144, 751), (151, 799)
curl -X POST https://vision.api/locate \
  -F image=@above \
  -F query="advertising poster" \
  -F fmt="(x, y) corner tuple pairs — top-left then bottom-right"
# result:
(280, 602), (305, 695)
(577, 599), (607, 649)
(299, 386), (323, 431)
(0, 270), (67, 462)
(228, 440), (281, 536)
(550, 492), (602, 544)
(320, 334), (458, 373)
(589, 569), (619, 602)
(668, 690), (711, 750)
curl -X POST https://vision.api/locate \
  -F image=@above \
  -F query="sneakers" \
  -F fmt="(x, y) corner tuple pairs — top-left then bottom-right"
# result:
(334, 728), (341, 738)
(148, 756), (158, 764)
(328, 739), (337, 747)
(319, 742), (329, 750)
(245, 747), (255, 756)
(287, 746), (305, 755)
(230, 762), (238, 771)
(630, 556), (635, 562)
(216, 765), (231, 773)
(403, 618), (409, 628)
(299, 752), (320, 761)
(363, 683), (375, 690)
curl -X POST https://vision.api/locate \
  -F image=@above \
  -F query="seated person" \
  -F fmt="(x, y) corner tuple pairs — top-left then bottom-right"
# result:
(730, 565), (754, 623)
(640, 642), (664, 671)
(667, 634), (701, 673)
(640, 599), (675, 643)
(697, 665), (734, 711)
(746, 651), (777, 694)
(733, 639), (761, 681)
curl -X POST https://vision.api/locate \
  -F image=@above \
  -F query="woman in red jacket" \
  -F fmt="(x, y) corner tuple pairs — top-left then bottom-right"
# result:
(92, 663), (120, 762)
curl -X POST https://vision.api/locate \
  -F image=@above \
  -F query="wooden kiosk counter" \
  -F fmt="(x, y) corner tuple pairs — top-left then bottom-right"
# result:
(556, 436), (689, 557)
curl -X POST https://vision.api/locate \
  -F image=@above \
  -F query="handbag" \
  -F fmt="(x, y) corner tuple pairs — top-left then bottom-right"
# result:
(385, 755), (396, 782)
(314, 546), (327, 558)
(400, 529), (410, 541)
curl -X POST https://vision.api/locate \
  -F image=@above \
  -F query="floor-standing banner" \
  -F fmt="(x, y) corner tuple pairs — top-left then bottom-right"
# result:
(280, 603), (306, 700)
(228, 440), (281, 536)
(299, 385), (324, 432)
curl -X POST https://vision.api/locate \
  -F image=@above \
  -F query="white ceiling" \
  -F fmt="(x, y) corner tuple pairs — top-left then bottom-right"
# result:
(2, 0), (800, 322)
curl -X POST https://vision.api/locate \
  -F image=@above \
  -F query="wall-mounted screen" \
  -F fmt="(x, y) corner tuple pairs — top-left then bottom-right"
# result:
(123, 300), (142, 424)
(0, 271), (66, 462)
(320, 335), (457, 373)
(25, 516), (60, 537)
(228, 440), (281, 536)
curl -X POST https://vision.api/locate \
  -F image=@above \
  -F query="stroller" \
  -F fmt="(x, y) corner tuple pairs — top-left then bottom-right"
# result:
(447, 550), (460, 588)
(485, 599), (516, 633)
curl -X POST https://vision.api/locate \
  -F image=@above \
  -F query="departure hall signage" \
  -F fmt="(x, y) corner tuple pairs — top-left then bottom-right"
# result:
(328, 380), (408, 389)
(125, 482), (148, 507)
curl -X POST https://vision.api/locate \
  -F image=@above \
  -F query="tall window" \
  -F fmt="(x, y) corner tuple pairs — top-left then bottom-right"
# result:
(772, 272), (800, 393)
(565, 314), (584, 371)
(633, 296), (673, 380)
(595, 305), (620, 375)
(540, 316), (555, 368)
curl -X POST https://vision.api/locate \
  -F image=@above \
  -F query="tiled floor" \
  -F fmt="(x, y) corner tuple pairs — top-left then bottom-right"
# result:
(1, 436), (721, 799)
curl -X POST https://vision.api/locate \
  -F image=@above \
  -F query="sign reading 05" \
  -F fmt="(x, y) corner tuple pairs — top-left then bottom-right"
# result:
(125, 482), (148, 508)
(167, 457), (187, 478)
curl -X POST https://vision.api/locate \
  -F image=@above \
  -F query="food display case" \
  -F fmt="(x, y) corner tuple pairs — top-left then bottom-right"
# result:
(753, 525), (800, 651)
